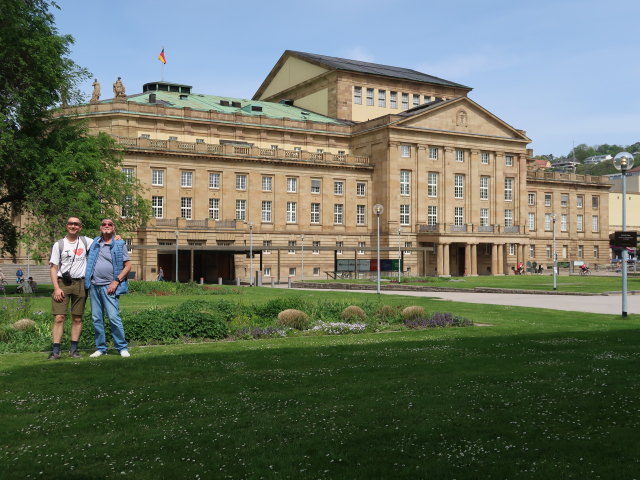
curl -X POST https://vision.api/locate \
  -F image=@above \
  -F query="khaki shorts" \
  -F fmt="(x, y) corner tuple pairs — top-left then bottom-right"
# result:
(51, 279), (87, 316)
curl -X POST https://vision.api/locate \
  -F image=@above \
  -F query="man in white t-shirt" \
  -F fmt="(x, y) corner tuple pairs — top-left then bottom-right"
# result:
(47, 217), (94, 360)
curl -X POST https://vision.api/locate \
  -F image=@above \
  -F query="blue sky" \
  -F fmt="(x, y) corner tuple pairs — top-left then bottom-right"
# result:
(54, 0), (640, 157)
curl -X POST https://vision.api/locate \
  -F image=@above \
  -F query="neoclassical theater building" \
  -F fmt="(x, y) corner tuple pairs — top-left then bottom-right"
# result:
(33, 50), (612, 281)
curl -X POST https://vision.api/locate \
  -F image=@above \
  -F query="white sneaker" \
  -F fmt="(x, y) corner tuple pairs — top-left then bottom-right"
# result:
(89, 350), (105, 358)
(119, 350), (130, 358)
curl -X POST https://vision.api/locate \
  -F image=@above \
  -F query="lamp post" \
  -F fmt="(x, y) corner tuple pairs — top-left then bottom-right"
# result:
(614, 152), (635, 317)
(301, 234), (304, 282)
(373, 204), (384, 294)
(175, 230), (179, 283)
(397, 228), (402, 283)
(552, 214), (557, 290)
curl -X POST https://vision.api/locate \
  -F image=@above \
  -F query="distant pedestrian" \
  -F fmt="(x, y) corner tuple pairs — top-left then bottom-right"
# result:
(157, 266), (164, 282)
(16, 268), (24, 283)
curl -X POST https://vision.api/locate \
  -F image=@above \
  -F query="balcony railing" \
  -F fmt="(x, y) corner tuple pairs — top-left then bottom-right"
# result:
(416, 224), (522, 235)
(151, 218), (241, 230)
(114, 136), (370, 167)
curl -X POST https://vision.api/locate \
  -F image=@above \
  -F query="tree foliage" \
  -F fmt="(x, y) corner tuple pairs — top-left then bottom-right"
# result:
(0, 0), (149, 258)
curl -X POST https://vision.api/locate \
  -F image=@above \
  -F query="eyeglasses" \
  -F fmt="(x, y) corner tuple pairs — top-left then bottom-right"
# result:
(67, 222), (81, 226)
(101, 222), (114, 227)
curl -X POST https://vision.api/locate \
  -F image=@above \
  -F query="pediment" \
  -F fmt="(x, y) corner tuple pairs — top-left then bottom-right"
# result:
(394, 98), (529, 141)
(255, 54), (329, 100)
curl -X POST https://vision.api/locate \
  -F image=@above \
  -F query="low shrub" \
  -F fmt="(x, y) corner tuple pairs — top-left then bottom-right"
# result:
(311, 321), (367, 335)
(341, 305), (366, 322)
(253, 297), (307, 320)
(12, 319), (36, 331)
(402, 306), (425, 320)
(277, 309), (309, 330)
(404, 312), (473, 329)
(376, 304), (400, 322)
(233, 327), (287, 340)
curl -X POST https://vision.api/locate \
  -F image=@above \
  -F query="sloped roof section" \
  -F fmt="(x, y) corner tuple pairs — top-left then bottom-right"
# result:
(289, 50), (471, 89)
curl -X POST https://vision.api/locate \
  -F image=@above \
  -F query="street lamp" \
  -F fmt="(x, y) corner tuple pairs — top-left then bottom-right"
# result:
(175, 230), (179, 283)
(552, 214), (557, 290)
(397, 228), (402, 283)
(245, 221), (254, 286)
(613, 151), (635, 317)
(373, 204), (384, 294)
(301, 234), (304, 282)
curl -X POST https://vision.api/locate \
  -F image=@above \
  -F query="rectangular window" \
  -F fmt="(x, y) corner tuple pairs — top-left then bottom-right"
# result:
(288, 241), (296, 254)
(310, 203), (320, 223)
(209, 172), (220, 189)
(454, 174), (464, 199)
(509, 244), (516, 256)
(262, 240), (272, 254)
(400, 170), (411, 195)
(454, 207), (464, 226)
(578, 245), (584, 258)
(208, 198), (220, 220)
(594, 245), (599, 259)
(336, 241), (343, 255)
(528, 193), (536, 206)
(545, 213), (552, 231)
(271, 145), (278, 150)
(152, 196), (164, 218)
(400, 145), (411, 158)
(592, 196), (599, 209)
(561, 194), (569, 208)
(312, 241), (320, 254)
(378, 89), (386, 107)
(262, 176), (272, 192)
(122, 167), (134, 182)
(504, 209), (513, 227)
(316, 148), (324, 154)
(334, 181), (344, 195)
(429, 147), (438, 160)
(181, 171), (193, 188)
(592, 215), (599, 232)
(480, 208), (489, 227)
(481, 152), (489, 164)
(356, 182), (366, 196)
(261, 200), (272, 223)
(401, 93), (409, 109)
(547, 245), (552, 259)
(354, 86), (362, 105)
(313, 267), (320, 276)
(504, 178), (513, 201)
(366, 88), (374, 106)
(356, 205), (366, 225)
(528, 212), (535, 231)
(561, 214), (568, 232)
(577, 195), (584, 208)
(427, 205), (438, 225)
(505, 155), (514, 166)
(562, 246), (567, 259)
(427, 172), (438, 197)
(235, 199), (246, 221)
(390, 91), (397, 108)
(424, 95), (431, 103)
(404, 241), (412, 255)
(235, 174), (247, 190)
(358, 241), (366, 254)
(413, 94), (420, 106)
(287, 202), (297, 223)
(152, 169), (164, 186)
(264, 267), (271, 277)
(311, 179), (321, 194)
(529, 245), (535, 258)
(455, 150), (464, 162)
(334, 204), (344, 224)
(400, 204), (410, 225)
(577, 214), (584, 232)
(545, 193), (552, 207)
(120, 195), (131, 217)
(287, 177), (297, 193)
(480, 176), (489, 200)
(180, 197), (192, 219)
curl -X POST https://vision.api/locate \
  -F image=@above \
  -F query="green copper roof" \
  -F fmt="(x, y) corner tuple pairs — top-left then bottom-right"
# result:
(106, 88), (345, 125)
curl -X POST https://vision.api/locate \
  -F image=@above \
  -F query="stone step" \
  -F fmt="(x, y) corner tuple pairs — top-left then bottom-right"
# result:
(0, 264), (52, 285)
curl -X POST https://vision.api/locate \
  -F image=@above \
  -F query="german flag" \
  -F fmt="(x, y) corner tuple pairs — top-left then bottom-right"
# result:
(158, 48), (166, 64)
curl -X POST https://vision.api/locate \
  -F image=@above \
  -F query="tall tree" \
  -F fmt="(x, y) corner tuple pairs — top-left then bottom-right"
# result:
(0, 0), (149, 258)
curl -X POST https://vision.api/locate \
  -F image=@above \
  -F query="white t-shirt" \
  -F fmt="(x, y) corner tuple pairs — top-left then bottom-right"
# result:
(49, 236), (94, 279)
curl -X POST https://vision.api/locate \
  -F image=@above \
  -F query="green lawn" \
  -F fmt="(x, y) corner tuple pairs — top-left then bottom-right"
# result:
(1, 288), (640, 479)
(308, 273), (637, 293)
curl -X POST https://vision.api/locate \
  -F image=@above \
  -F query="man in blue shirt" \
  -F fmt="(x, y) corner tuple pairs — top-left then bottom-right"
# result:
(85, 218), (132, 358)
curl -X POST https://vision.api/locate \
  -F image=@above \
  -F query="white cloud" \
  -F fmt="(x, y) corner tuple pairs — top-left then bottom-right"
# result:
(342, 47), (374, 63)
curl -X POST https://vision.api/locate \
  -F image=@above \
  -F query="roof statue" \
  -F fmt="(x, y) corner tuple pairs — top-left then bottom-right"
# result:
(113, 77), (126, 101)
(90, 79), (100, 104)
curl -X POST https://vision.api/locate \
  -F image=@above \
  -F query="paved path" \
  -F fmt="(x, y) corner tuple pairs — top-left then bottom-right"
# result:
(288, 287), (637, 315)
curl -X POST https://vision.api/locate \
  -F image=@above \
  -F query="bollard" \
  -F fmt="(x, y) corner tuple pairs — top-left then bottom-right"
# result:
(288, 276), (292, 288)
(256, 271), (262, 287)
(218, 277), (222, 285)
(200, 277), (204, 285)
(236, 277), (240, 286)
(271, 277), (275, 288)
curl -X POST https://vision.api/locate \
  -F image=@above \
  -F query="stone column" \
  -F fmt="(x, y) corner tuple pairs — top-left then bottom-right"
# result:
(464, 243), (471, 276)
(437, 243), (444, 276)
(443, 243), (450, 276)
(471, 243), (478, 276)
(491, 243), (498, 276)
(497, 244), (505, 275)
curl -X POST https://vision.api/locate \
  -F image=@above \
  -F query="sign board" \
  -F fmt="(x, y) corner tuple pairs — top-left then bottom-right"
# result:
(614, 231), (637, 248)
(337, 259), (372, 272)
